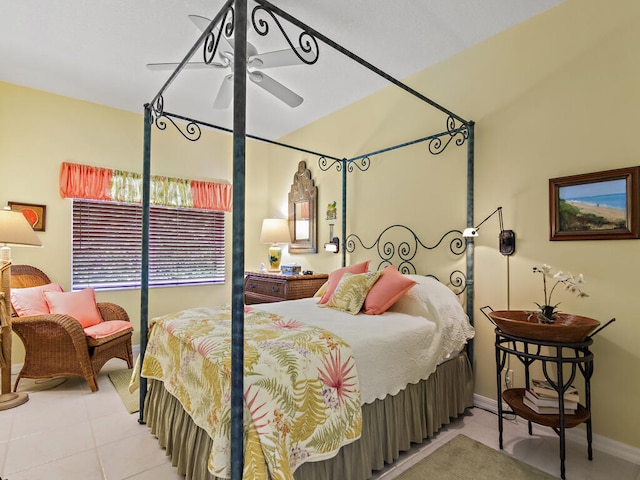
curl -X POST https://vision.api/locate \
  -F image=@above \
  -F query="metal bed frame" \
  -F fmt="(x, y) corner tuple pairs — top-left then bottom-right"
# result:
(140, 1), (475, 478)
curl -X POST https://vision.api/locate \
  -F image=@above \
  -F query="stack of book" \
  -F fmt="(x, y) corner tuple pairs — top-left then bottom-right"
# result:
(523, 379), (580, 414)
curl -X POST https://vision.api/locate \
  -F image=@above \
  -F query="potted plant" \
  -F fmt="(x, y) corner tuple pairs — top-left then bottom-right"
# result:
(532, 264), (588, 323)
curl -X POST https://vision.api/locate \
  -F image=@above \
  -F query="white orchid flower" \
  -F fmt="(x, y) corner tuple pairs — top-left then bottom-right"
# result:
(533, 264), (589, 321)
(553, 271), (568, 281)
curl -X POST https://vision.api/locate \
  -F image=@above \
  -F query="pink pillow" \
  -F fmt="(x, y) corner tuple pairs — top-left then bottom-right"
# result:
(10, 283), (64, 317)
(84, 320), (132, 339)
(362, 266), (417, 315)
(43, 288), (103, 328)
(317, 261), (370, 304)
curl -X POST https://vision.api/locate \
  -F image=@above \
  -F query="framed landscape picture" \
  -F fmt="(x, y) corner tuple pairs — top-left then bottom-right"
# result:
(549, 167), (640, 240)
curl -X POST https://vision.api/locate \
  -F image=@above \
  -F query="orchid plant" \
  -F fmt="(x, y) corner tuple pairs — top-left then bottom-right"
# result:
(532, 264), (589, 322)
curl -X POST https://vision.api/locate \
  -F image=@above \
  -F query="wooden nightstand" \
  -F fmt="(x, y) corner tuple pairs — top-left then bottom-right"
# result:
(244, 272), (328, 305)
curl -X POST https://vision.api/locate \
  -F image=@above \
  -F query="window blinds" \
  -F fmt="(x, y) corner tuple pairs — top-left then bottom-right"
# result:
(72, 199), (226, 290)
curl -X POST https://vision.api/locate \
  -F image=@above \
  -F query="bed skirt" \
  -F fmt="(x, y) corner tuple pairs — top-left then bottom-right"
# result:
(143, 351), (474, 480)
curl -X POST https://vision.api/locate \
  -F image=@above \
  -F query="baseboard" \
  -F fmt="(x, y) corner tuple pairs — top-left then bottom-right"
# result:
(473, 393), (640, 466)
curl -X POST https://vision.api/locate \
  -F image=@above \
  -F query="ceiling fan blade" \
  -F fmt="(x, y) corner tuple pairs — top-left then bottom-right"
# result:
(249, 71), (303, 108)
(248, 48), (305, 69)
(188, 14), (235, 51)
(188, 14), (215, 33)
(213, 74), (234, 109)
(146, 61), (226, 71)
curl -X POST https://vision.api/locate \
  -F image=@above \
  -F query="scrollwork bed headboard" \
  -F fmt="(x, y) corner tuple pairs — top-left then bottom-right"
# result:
(346, 224), (468, 296)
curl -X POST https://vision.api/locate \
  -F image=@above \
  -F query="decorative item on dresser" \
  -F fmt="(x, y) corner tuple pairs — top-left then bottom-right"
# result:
(244, 271), (327, 304)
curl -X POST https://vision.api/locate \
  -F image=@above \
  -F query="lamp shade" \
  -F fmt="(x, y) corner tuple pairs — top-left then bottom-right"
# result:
(260, 218), (291, 244)
(0, 209), (42, 248)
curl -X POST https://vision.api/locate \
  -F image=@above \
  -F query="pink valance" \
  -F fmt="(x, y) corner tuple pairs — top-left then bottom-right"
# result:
(191, 180), (233, 212)
(59, 162), (112, 201)
(59, 162), (232, 212)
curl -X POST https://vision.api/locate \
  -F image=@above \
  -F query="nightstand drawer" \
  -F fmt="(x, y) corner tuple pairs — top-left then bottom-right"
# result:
(244, 272), (328, 305)
(245, 277), (287, 300)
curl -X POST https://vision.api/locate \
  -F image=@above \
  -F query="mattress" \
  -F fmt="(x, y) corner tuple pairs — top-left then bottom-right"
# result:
(257, 275), (474, 404)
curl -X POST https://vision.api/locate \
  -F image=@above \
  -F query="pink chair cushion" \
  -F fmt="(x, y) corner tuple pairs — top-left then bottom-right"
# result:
(84, 320), (132, 339)
(362, 265), (417, 315)
(10, 283), (64, 317)
(43, 288), (103, 328)
(317, 261), (370, 304)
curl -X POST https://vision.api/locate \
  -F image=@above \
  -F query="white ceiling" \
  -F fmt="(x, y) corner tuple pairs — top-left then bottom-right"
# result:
(1, 0), (564, 139)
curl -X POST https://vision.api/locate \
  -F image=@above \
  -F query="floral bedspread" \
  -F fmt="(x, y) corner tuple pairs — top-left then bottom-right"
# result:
(141, 305), (362, 480)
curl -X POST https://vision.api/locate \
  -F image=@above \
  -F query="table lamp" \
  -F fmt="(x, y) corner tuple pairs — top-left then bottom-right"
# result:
(259, 218), (291, 272)
(0, 207), (43, 410)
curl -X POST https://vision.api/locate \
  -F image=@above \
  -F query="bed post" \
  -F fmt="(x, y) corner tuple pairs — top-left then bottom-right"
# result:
(341, 158), (347, 267)
(138, 104), (152, 424)
(231, 0), (247, 478)
(466, 121), (475, 365)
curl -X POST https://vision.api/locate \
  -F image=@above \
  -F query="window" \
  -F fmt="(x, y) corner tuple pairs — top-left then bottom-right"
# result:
(72, 199), (225, 290)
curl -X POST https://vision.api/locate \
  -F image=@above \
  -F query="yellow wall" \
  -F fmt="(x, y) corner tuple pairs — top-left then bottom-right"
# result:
(0, 82), (274, 350)
(280, 0), (640, 450)
(1, 0), (638, 451)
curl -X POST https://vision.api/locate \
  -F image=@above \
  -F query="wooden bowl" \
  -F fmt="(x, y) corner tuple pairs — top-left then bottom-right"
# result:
(488, 310), (600, 343)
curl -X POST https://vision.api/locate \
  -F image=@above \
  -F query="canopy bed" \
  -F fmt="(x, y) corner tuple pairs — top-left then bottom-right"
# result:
(139, 1), (476, 479)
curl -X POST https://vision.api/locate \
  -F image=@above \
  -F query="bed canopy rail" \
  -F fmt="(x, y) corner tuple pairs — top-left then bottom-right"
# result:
(141, 1), (475, 478)
(152, 110), (343, 162)
(318, 121), (472, 266)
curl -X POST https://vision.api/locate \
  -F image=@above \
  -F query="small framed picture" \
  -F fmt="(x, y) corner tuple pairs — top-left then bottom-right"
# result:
(8, 202), (47, 232)
(549, 167), (640, 240)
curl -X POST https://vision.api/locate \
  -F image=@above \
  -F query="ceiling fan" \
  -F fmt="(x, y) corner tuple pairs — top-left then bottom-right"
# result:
(147, 15), (304, 109)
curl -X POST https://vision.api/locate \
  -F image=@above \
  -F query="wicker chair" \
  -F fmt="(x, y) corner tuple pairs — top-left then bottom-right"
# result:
(10, 265), (133, 392)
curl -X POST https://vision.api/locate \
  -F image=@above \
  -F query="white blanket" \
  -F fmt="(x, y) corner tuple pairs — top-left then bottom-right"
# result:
(256, 276), (474, 404)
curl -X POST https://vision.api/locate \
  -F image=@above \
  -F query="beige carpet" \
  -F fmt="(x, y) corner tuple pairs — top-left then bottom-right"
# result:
(397, 434), (557, 480)
(108, 368), (138, 414)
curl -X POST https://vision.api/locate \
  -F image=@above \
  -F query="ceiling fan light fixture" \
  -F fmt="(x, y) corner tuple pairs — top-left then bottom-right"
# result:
(249, 71), (264, 83)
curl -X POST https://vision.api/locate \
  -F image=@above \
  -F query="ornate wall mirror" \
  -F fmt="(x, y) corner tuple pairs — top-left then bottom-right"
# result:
(288, 161), (317, 254)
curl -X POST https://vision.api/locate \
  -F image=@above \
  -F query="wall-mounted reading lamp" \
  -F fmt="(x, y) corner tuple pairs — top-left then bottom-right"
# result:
(324, 223), (339, 253)
(463, 206), (516, 256)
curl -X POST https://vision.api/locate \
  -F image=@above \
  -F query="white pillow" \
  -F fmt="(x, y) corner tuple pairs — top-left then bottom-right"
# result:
(389, 275), (462, 321)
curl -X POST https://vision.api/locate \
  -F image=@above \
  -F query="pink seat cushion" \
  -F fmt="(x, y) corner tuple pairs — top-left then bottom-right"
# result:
(362, 265), (417, 315)
(43, 288), (103, 328)
(317, 261), (370, 304)
(84, 320), (133, 339)
(10, 283), (64, 317)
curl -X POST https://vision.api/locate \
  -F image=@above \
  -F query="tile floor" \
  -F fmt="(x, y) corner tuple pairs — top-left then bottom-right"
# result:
(1, 358), (638, 480)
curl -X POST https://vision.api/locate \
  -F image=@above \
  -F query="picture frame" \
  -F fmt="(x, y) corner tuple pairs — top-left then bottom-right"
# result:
(8, 201), (47, 232)
(549, 166), (640, 241)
